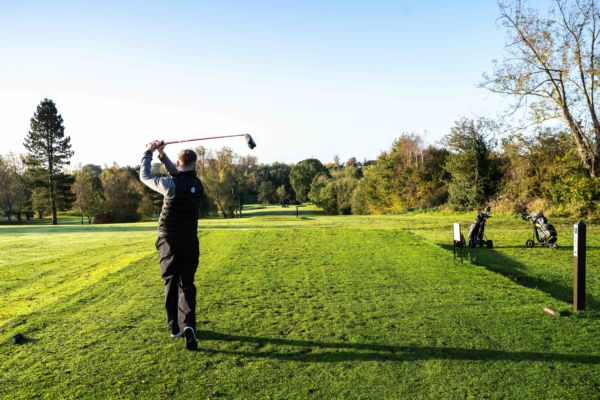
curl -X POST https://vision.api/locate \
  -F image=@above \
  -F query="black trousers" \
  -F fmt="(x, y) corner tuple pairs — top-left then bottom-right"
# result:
(155, 235), (199, 332)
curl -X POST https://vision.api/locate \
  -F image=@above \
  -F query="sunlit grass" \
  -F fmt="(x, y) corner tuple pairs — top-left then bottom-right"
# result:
(0, 207), (598, 399)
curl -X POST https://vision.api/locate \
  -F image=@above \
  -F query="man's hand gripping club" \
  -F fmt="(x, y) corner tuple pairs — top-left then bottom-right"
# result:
(146, 140), (166, 156)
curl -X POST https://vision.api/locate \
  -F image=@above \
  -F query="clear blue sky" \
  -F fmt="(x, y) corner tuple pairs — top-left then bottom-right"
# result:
(1, 1), (511, 167)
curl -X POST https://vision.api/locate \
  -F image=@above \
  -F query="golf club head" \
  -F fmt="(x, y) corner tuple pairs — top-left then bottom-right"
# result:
(245, 134), (256, 149)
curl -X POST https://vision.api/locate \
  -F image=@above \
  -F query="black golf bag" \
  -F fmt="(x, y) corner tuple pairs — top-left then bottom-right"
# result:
(467, 207), (493, 248)
(520, 211), (558, 249)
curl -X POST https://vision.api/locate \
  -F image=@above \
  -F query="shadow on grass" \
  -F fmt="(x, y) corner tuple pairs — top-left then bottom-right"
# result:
(440, 244), (600, 310)
(197, 331), (600, 364)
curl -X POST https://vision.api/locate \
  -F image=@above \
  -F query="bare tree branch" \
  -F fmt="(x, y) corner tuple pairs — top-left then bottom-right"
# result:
(485, 0), (600, 175)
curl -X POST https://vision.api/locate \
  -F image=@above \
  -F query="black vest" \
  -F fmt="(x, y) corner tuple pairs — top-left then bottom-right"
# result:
(157, 171), (203, 238)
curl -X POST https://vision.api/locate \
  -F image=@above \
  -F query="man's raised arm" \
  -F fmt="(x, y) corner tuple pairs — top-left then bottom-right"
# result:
(139, 140), (175, 197)
(157, 144), (179, 175)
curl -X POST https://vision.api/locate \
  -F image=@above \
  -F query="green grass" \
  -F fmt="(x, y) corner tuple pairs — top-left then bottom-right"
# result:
(0, 206), (599, 399)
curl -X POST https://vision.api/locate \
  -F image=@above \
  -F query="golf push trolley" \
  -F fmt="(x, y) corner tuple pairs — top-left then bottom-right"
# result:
(520, 211), (558, 249)
(467, 207), (494, 248)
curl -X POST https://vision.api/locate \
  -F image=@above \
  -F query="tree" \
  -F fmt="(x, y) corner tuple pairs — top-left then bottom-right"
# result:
(252, 162), (295, 203)
(350, 134), (449, 214)
(54, 172), (76, 211)
(443, 118), (503, 210)
(82, 164), (102, 178)
(308, 166), (359, 215)
(334, 167), (360, 214)
(290, 159), (327, 203)
(257, 181), (276, 204)
(24, 167), (74, 219)
(30, 187), (50, 219)
(325, 155), (341, 170)
(0, 154), (28, 222)
(72, 169), (104, 224)
(100, 165), (142, 222)
(196, 147), (255, 218)
(309, 173), (337, 214)
(345, 157), (359, 168)
(352, 161), (394, 214)
(499, 127), (596, 214)
(483, 0), (600, 177)
(23, 99), (73, 224)
(275, 185), (288, 204)
(234, 155), (258, 215)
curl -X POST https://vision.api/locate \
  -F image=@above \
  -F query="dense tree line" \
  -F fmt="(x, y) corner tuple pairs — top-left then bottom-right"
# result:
(2, 111), (599, 223)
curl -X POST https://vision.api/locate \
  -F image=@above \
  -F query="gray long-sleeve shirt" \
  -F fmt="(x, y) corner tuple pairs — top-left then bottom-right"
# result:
(139, 151), (179, 198)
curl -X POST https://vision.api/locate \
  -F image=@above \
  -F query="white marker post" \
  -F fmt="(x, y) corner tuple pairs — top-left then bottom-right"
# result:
(453, 223), (464, 262)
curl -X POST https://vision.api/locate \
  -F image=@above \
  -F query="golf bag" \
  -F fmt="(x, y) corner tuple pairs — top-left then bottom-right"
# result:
(520, 211), (558, 249)
(467, 207), (493, 248)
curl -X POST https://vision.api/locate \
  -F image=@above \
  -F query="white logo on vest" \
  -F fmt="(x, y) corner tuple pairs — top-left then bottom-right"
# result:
(191, 187), (196, 193)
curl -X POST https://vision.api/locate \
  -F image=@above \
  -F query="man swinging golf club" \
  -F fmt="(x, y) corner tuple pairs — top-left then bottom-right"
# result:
(140, 140), (203, 351)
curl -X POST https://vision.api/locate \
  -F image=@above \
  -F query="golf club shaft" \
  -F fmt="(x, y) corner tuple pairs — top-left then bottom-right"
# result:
(164, 134), (246, 145)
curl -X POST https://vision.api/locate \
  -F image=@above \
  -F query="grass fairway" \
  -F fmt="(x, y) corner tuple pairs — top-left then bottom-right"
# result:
(1, 207), (599, 399)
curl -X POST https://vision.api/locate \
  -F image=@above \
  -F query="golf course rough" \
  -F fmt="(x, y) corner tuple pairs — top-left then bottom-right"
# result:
(0, 206), (598, 399)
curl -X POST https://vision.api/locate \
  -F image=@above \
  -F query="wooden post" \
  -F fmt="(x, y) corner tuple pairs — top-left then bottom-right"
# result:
(573, 221), (586, 311)
(296, 205), (299, 219)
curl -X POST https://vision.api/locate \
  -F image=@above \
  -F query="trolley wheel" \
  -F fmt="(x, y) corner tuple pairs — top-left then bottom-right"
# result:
(486, 240), (494, 248)
(550, 243), (559, 250)
(525, 239), (535, 248)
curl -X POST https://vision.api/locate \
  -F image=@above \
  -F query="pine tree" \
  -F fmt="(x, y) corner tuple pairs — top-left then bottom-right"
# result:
(23, 99), (74, 224)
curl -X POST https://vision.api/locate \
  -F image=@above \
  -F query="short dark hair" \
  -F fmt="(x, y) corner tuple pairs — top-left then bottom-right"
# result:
(178, 149), (197, 168)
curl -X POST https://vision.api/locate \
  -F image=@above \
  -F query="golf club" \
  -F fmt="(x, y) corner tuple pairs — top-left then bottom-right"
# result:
(160, 133), (256, 149)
